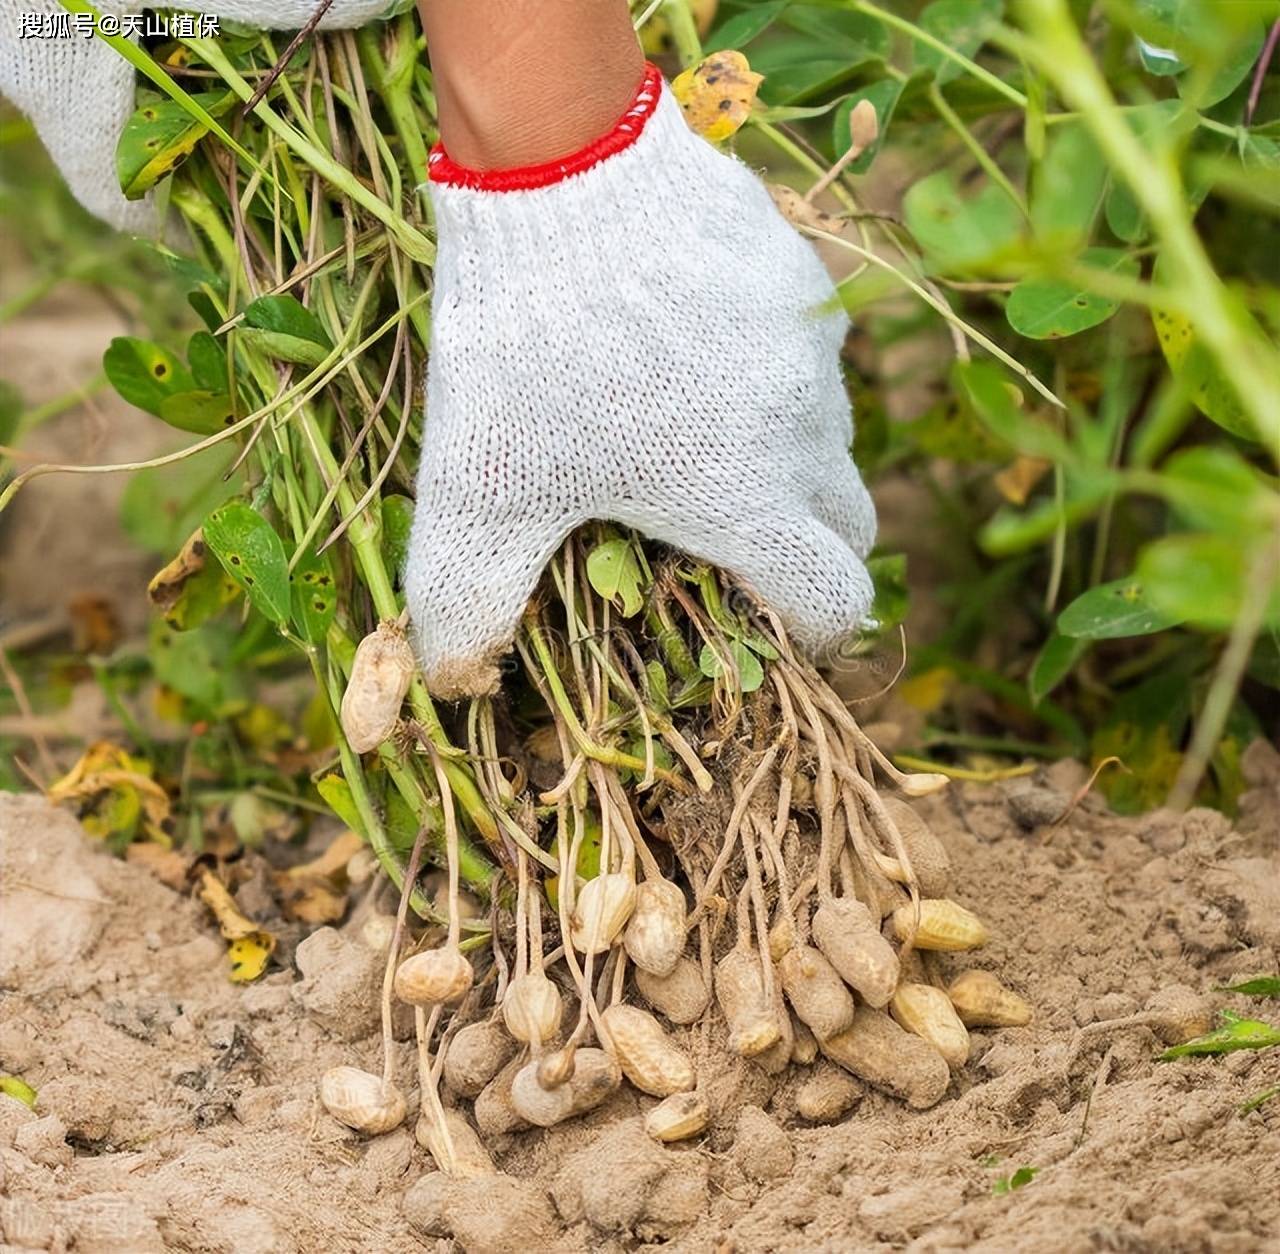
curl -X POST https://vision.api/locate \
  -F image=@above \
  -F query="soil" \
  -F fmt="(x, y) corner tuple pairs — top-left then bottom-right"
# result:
(2, 746), (1278, 1254)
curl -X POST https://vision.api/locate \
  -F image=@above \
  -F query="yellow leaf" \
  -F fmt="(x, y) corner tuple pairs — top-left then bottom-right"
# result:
(898, 666), (954, 714)
(993, 455), (1051, 505)
(198, 867), (276, 982)
(671, 51), (763, 142)
(281, 830), (364, 882)
(227, 934), (274, 983)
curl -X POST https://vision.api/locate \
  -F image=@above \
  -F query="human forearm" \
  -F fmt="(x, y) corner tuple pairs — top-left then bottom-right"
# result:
(415, 0), (644, 169)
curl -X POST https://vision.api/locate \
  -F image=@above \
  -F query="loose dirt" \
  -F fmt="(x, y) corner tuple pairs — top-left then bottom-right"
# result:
(2, 743), (1277, 1253)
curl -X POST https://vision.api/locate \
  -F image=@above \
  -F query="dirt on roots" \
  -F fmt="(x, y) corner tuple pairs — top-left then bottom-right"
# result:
(2, 744), (1278, 1254)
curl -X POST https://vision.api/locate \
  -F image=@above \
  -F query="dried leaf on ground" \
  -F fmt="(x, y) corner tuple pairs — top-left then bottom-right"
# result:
(198, 867), (276, 982)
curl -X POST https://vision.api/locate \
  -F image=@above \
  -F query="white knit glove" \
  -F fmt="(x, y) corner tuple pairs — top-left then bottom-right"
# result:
(408, 64), (876, 699)
(0, 0), (392, 231)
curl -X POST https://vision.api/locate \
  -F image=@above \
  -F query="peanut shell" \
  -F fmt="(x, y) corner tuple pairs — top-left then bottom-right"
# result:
(890, 982), (971, 1068)
(820, 1008), (950, 1109)
(600, 1004), (695, 1097)
(890, 898), (989, 952)
(319, 1066), (405, 1135)
(881, 796), (951, 898)
(714, 946), (781, 1058)
(444, 1018), (517, 1099)
(812, 897), (899, 1008)
(645, 1091), (709, 1142)
(946, 970), (1033, 1028)
(340, 619), (414, 753)
(779, 944), (856, 1041)
(623, 877), (687, 976)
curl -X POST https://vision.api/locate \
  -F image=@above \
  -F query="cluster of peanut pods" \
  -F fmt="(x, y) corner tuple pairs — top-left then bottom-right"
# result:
(318, 750), (1033, 1166)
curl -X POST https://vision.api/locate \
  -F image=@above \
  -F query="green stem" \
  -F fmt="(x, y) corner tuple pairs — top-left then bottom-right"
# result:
(661, 0), (703, 67)
(928, 82), (1027, 215)
(846, 0), (1028, 108)
(186, 36), (435, 265)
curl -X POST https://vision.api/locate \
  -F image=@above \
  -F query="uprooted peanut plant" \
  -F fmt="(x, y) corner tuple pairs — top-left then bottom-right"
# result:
(3, 0), (1275, 1168)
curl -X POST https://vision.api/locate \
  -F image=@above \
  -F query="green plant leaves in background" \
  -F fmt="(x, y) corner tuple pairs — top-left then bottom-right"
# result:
(705, 0), (792, 53)
(121, 445), (242, 556)
(867, 552), (908, 632)
(1057, 577), (1185, 639)
(202, 501), (291, 625)
(1029, 631), (1088, 704)
(1137, 534), (1280, 631)
(751, 4), (888, 102)
(831, 79), (904, 174)
(904, 170), (1024, 275)
(1218, 977), (1280, 999)
(380, 494), (415, 578)
(1006, 248), (1139, 339)
(912, 0), (1003, 85)
(238, 293), (333, 367)
(1030, 122), (1107, 244)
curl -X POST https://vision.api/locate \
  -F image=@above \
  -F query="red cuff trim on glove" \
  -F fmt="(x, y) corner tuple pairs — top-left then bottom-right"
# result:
(427, 62), (663, 192)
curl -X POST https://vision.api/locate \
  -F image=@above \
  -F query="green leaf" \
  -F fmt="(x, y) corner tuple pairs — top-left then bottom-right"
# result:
(1057, 577), (1186, 639)
(1029, 631), (1087, 704)
(1030, 122), (1106, 243)
(120, 445), (241, 556)
(1159, 1010), (1280, 1060)
(1217, 977), (1280, 999)
(0, 1075), (37, 1109)
(913, 0), (1003, 85)
(705, 0), (792, 52)
(1157, 446), (1269, 535)
(103, 337), (195, 417)
(645, 660), (671, 712)
(753, 7), (888, 102)
(187, 331), (227, 392)
(904, 170), (1024, 274)
(831, 79), (904, 175)
(586, 538), (646, 617)
(867, 552), (909, 632)
(380, 494), (415, 579)
(202, 501), (292, 626)
(1006, 249), (1140, 339)
(993, 1165), (1039, 1195)
(1137, 534), (1280, 631)
(317, 774), (366, 839)
(239, 294), (332, 366)
(954, 361), (1071, 461)
(0, 379), (22, 448)
(149, 618), (244, 713)
(699, 640), (766, 693)
(290, 548), (338, 644)
(116, 91), (228, 198)
(156, 389), (236, 436)
(1178, 21), (1266, 108)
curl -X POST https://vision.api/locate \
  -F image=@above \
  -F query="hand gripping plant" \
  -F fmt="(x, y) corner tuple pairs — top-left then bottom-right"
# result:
(8, 17), (1034, 1163)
